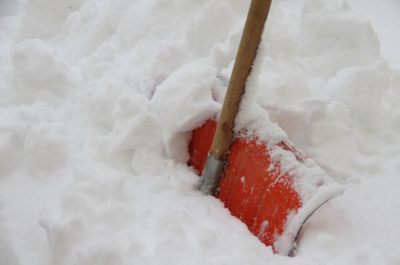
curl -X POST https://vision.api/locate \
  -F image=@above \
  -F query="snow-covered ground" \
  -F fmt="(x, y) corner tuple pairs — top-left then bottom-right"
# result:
(0, 0), (399, 264)
(348, 0), (400, 67)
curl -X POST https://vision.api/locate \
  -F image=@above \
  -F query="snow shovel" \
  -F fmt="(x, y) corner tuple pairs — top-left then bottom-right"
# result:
(189, 0), (343, 255)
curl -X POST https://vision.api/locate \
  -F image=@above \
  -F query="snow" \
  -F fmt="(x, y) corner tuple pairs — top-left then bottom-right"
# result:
(0, 0), (400, 264)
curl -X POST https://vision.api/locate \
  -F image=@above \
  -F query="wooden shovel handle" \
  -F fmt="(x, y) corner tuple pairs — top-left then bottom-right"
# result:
(210, 0), (273, 160)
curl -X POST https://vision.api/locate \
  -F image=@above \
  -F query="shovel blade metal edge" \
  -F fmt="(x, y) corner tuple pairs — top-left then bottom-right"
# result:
(188, 119), (344, 255)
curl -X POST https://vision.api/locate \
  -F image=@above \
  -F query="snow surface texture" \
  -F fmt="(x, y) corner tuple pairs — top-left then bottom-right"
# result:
(1, 0), (400, 264)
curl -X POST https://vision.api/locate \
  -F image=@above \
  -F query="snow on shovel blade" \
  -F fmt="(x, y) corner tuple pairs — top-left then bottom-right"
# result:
(189, 119), (344, 256)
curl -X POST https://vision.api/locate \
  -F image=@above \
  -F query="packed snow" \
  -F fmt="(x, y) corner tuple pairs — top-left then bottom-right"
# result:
(1, 0), (400, 265)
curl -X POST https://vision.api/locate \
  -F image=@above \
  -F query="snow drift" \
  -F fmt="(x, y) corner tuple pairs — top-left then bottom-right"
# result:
(0, 0), (399, 264)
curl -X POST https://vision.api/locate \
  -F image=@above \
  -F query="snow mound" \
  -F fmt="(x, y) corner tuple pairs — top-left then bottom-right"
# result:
(0, 0), (399, 264)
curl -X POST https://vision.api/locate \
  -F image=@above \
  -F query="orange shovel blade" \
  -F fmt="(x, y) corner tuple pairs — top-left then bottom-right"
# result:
(189, 119), (338, 254)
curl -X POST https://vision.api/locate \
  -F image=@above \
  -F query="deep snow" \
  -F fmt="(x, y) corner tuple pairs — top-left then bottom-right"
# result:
(0, 0), (400, 264)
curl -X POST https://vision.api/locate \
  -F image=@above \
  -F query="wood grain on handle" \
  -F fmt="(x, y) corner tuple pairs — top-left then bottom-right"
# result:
(210, 0), (273, 160)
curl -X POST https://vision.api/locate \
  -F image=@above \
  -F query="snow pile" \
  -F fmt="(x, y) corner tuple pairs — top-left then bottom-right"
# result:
(0, 0), (399, 265)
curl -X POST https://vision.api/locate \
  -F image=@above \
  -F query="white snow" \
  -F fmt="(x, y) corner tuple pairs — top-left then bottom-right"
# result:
(0, 0), (400, 265)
